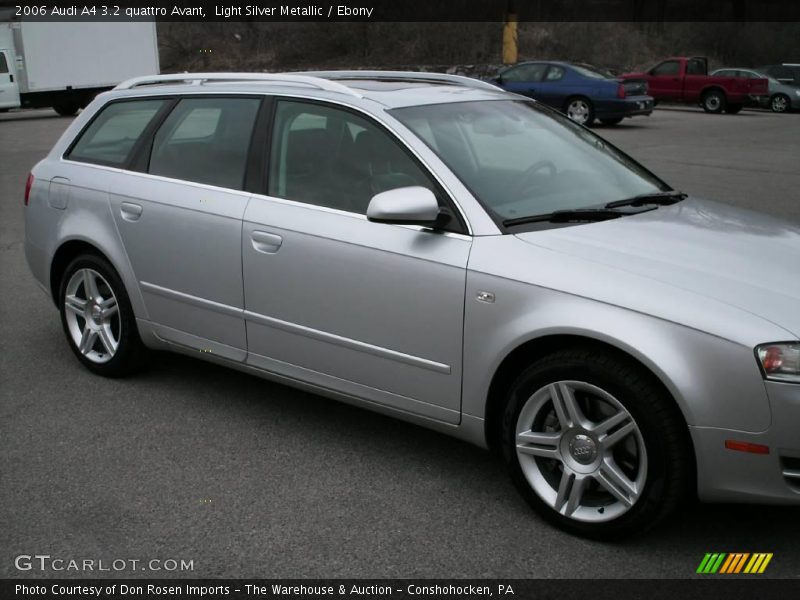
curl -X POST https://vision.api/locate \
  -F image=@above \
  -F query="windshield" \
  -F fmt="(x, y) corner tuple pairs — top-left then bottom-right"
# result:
(392, 100), (667, 224)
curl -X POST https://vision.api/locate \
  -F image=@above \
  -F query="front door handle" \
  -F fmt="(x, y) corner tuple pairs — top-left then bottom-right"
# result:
(251, 230), (283, 254)
(120, 202), (143, 221)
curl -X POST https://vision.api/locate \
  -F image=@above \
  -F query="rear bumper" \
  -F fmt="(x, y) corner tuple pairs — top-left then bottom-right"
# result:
(596, 95), (654, 119)
(692, 381), (800, 504)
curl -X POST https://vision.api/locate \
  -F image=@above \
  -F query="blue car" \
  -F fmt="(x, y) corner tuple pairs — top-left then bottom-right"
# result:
(490, 61), (654, 126)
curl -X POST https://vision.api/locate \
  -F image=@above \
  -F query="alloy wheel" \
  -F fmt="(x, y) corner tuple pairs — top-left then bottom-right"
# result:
(515, 380), (647, 523)
(771, 95), (788, 113)
(63, 268), (121, 364)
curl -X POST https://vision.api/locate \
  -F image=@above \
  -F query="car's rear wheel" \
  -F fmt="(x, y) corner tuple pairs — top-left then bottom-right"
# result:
(564, 97), (595, 126)
(770, 93), (790, 113)
(701, 90), (726, 113)
(501, 348), (690, 539)
(59, 254), (147, 377)
(54, 103), (79, 117)
(599, 117), (624, 126)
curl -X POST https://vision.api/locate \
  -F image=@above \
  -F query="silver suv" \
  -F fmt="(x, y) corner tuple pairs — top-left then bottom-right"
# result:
(24, 72), (800, 538)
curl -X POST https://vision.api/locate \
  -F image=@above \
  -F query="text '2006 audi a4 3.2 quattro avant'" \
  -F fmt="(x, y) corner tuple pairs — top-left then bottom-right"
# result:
(24, 71), (800, 538)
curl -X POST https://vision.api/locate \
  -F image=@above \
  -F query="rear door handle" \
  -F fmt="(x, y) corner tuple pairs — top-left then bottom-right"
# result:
(120, 202), (143, 221)
(251, 230), (283, 254)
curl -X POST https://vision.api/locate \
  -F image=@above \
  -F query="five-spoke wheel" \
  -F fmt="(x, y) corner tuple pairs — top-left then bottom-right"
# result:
(59, 253), (147, 376)
(515, 381), (647, 523)
(502, 348), (690, 539)
(64, 268), (120, 363)
(770, 94), (790, 113)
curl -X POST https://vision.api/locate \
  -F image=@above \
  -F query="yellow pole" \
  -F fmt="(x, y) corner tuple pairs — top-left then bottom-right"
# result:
(502, 6), (518, 65)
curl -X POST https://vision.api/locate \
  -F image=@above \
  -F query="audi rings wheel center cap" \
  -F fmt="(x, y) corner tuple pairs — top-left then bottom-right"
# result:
(569, 434), (598, 465)
(90, 304), (103, 321)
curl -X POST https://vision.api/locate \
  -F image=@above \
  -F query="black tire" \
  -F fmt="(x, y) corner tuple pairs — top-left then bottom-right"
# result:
(58, 253), (147, 377)
(701, 89), (726, 113)
(53, 103), (79, 117)
(599, 117), (624, 126)
(724, 103), (743, 114)
(563, 96), (595, 126)
(770, 93), (790, 113)
(500, 348), (691, 539)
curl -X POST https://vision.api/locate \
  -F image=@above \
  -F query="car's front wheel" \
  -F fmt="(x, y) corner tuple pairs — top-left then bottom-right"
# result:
(59, 253), (147, 377)
(501, 348), (690, 539)
(770, 93), (790, 113)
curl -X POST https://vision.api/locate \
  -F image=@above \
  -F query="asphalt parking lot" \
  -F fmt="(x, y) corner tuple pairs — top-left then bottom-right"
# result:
(1, 107), (799, 579)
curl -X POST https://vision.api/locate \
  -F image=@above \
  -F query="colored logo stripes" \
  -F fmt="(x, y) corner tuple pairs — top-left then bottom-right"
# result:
(697, 552), (773, 574)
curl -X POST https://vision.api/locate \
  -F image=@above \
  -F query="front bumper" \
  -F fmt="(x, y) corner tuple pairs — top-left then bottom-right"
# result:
(692, 381), (800, 504)
(596, 95), (654, 119)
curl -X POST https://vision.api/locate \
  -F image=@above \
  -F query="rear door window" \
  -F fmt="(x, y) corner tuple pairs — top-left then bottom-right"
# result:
(67, 100), (166, 167)
(148, 97), (261, 190)
(0, 52), (9, 73)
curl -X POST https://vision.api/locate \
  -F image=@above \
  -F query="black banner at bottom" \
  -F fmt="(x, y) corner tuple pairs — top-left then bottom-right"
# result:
(3, 579), (800, 600)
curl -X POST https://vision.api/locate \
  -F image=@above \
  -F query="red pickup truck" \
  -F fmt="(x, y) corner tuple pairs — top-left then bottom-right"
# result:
(621, 56), (769, 114)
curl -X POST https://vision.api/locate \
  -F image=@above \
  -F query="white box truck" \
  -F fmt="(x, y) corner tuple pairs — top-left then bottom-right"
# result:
(0, 20), (159, 115)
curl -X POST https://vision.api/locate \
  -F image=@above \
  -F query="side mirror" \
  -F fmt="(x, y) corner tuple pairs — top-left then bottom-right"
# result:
(366, 186), (440, 226)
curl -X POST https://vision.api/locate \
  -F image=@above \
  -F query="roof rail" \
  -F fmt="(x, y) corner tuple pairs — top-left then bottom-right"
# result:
(294, 70), (501, 92)
(114, 73), (363, 98)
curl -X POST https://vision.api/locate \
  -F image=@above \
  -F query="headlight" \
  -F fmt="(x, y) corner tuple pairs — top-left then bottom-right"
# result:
(795, 89), (800, 97)
(756, 343), (800, 382)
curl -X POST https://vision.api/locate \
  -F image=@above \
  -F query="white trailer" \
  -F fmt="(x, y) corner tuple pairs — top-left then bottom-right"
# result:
(0, 21), (159, 115)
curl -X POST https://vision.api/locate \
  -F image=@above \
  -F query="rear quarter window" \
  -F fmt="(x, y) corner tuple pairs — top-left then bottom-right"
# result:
(67, 100), (166, 167)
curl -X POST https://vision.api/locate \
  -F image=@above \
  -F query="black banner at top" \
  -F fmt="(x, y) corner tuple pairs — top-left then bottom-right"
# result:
(1, 0), (800, 22)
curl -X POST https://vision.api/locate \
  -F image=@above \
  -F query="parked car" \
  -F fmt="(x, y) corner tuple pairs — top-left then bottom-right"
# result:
(757, 63), (800, 87)
(489, 61), (653, 126)
(621, 56), (769, 114)
(24, 71), (800, 539)
(711, 68), (800, 113)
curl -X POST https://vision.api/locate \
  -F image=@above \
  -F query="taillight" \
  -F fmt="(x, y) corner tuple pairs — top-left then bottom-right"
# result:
(24, 173), (33, 206)
(617, 83), (626, 99)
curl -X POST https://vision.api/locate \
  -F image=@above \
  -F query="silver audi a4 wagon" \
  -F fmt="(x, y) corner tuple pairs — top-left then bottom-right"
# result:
(24, 72), (800, 538)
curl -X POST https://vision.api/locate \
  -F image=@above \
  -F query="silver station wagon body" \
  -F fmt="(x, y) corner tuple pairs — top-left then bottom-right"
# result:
(24, 72), (800, 538)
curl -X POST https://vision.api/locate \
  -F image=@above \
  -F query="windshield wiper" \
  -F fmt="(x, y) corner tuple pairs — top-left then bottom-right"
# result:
(605, 190), (687, 209)
(502, 209), (627, 227)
